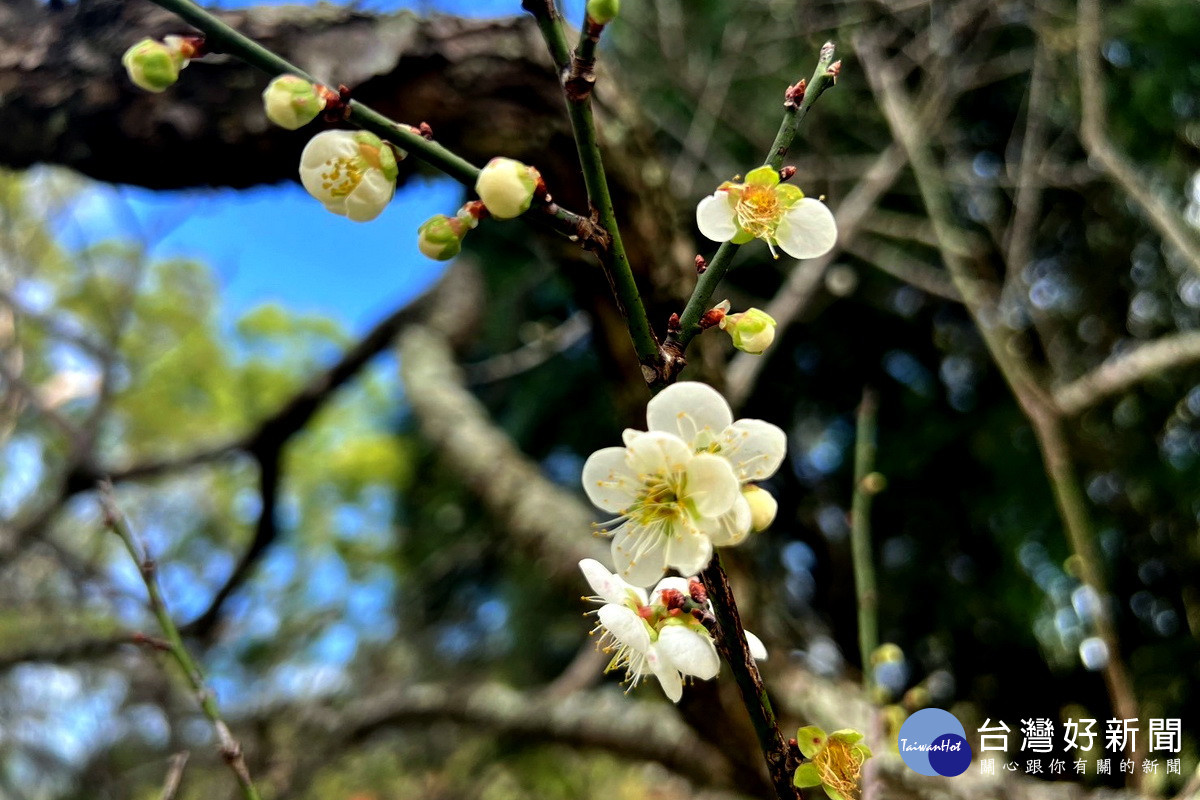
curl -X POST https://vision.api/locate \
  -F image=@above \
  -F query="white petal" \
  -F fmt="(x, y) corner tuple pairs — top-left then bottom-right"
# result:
(597, 604), (651, 653)
(776, 197), (838, 260)
(685, 453), (739, 518)
(696, 192), (738, 243)
(650, 576), (692, 604)
(646, 646), (683, 702)
(625, 431), (692, 477)
(646, 382), (733, 447)
(699, 493), (752, 547)
(658, 625), (721, 680)
(745, 630), (768, 661)
(611, 526), (669, 587)
(719, 420), (787, 482)
(579, 558), (642, 605)
(621, 428), (644, 447)
(343, 171), (395, 221)
(300, 130), (357, 168)
(582, 447), (640, 513)
(665, 530), (714, 576)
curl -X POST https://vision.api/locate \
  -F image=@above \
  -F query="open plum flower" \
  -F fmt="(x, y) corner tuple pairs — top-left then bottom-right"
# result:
(580, 559), (767, 702)
(582, 381), (786, 586)
(696, 165), (837, 259)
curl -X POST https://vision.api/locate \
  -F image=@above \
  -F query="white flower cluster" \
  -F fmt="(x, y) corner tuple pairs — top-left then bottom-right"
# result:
(582, 381), (786, 586)
(580, 559), (765, 702)
(578, 381), (784, 701)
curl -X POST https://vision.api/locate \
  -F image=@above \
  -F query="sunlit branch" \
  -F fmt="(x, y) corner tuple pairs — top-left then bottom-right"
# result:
(99, 482), (262, 800)
(522, 0), (663, 380)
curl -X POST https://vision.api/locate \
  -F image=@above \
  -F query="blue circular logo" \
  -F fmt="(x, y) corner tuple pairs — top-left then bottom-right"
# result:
(897, 708), (972, 777)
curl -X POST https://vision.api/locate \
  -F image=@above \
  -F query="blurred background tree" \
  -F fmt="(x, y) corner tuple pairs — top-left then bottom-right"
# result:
(1, 0), (1199, 798)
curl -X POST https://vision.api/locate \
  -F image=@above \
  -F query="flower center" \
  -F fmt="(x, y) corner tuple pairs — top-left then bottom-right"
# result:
(629, 473), (687, 527)
(735, 184), (781, 239)
(814, 739), (865, 800)
(320, 156), (365, 199)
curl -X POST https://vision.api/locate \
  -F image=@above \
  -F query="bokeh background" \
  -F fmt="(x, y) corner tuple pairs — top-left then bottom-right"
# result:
(1, 0), (1199, 798)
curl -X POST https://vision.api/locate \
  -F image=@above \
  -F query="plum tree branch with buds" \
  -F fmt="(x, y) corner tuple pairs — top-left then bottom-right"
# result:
(114, 3), (863, 798)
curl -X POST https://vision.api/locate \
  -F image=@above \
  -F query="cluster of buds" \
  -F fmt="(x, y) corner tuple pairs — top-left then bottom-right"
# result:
(417, 201), (487, 261)
(121, 36), (202, 93)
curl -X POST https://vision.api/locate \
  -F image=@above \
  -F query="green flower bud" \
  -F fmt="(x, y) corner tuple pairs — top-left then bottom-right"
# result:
(719, 307), (777, 355)
(416, 204), (481, 261)
(262, 75), (326, 130)
(474, 157), (539, 219)
(122, 38), (186, 93)
(742, 484), (778, 532)
(417, 214), (467, 261)
(587, 0), (620, 24)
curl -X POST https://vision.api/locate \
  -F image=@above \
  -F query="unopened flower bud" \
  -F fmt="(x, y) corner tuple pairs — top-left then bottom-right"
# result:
(587, 0), (620, 24)
(122, 38), (188, 93)
(416, 204), (482, 261)
(474, 157), (539, 219)
(719, 307), (777, 355)
(262, 75), (326, 130)
(742, 484), (778, 532)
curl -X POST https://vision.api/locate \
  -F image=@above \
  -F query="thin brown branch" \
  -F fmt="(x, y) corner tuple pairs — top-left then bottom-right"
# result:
(699, 554), (796, 800)
(159, 751), (190, 800)
(843, 237), (963, 302)
(1054, 331), (1200, 416)
(98, 483), (261, 800)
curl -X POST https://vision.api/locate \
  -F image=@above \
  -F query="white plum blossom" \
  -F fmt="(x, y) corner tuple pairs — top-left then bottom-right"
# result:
(580, 559), (766, 702)
(582, 381), (786, 586)
(299, 130), (401, 222)
(696, 165), (837, 260)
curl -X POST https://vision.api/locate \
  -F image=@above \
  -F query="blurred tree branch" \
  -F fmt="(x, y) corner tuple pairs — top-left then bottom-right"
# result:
(1076, 0), (1200, 277)
(856, 29), (1146, 778)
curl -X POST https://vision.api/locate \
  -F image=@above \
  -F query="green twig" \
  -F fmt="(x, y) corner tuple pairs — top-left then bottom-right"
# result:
(99, 482), (262, 800)
(700, 554), (799, 800)
(142, 0), (603, 247)
(522, 0), (663, 379)
(850, 388), (880, 690)
(666, 43), (840, 360)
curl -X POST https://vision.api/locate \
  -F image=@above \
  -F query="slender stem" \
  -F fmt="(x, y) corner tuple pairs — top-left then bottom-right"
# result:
(99, 482), (262, 800)
(523, 0), (662, 376)
(668, 43), (839, 356)
(850, 388), (879, 691)
(700, 554), (799, 800)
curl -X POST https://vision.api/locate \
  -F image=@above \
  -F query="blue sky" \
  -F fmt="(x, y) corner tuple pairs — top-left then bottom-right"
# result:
(58, 0), (584, 335)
